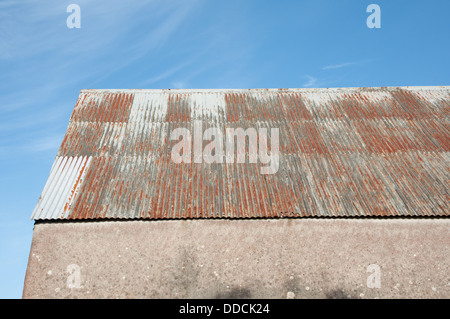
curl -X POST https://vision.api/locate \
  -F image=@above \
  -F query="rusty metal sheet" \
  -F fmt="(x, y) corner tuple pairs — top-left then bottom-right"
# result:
(32, 87), (450, 220)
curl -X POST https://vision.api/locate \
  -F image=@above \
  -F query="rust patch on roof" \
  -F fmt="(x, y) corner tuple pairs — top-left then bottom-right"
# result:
(167, 93), (191, 123)
(70, 92), (134, 123)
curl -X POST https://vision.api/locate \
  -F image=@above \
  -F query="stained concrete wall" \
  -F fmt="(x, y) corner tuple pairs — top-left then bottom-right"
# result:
(23, 219), (449, 299)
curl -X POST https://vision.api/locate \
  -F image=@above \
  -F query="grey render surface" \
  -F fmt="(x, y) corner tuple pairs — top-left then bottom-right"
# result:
(23, 218), (449, 299)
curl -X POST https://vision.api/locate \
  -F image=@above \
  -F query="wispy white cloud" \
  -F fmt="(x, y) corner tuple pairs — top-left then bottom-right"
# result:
(322, 62), (356, 70)
(303, 75), (318, 87)
(322, 59), (374, 70)
(0, 0), (201, 87)
(301, 75), (343, 88)
(171, 81), (187, 89)
(28, 134), (64, 153)
(141, 60), (193, 86)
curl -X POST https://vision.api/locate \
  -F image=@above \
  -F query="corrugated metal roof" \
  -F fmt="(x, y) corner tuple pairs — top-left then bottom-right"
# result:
(31, 87), (450, 220)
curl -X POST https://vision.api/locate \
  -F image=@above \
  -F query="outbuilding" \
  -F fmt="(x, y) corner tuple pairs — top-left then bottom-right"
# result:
(23, 87), (449, 298)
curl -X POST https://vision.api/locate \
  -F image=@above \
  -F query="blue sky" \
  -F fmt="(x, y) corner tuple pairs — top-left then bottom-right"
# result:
(0, 0), (449, 298)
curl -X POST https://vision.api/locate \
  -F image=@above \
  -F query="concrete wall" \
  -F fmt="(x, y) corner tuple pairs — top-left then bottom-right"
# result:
(23, 219), (449, 299)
